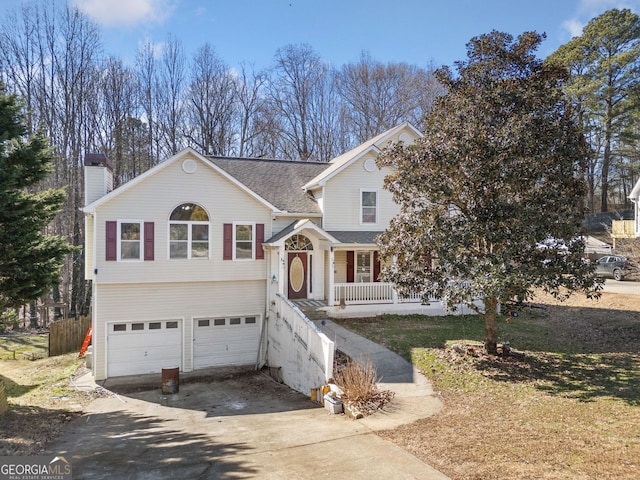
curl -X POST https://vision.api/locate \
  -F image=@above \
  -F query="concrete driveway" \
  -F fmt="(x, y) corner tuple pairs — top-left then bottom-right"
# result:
(47, 326), (449, 480)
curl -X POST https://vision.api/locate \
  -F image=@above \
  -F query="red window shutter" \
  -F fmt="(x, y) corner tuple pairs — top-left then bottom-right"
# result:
(346, 250), (354, 283)
(144, 222), (154, 261)
(223, 223), (233, 260)
(255, 223), (265, 260)
(106, 221), (117, 261)
(374, 251), (381, 282)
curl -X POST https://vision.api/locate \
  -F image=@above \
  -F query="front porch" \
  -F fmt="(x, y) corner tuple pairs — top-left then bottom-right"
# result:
(332, 282), (425, 306)
(265, 220), (482, 316)
(293, 293), (482, 320)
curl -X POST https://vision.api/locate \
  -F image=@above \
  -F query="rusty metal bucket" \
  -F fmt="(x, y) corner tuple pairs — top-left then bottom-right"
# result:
(161, 367), (179, 394)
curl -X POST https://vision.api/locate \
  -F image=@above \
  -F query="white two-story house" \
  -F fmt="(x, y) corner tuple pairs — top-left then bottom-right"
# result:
(83, 122), (422, 382)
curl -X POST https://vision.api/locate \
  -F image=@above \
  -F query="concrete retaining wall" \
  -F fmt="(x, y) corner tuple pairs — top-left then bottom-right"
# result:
(266, 295), (334, 397)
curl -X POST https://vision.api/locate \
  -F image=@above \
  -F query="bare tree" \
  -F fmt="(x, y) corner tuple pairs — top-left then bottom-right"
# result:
(234, 63), (271, 158)
(94, 57), (151, 185)
(0, 2), (40, 133)
(268, 43), (338, 161)
(184, 43), (236, 155)
(156, 34), (187, 157)
(335, 52), (444, 142)
(135, 40), (160, 165)
(0, 2), (102, 316)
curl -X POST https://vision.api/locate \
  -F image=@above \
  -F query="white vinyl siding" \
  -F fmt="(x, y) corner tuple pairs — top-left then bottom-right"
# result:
(84, 166), (113, 205)
(322, 154), (399, 231)
(85, 214), (95, 280)
(92, 155), (271, 284)
(334, 251), (347, 284)
(92, 280), (265, 380)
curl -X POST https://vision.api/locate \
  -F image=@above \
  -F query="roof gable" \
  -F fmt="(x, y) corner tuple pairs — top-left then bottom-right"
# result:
(82, 148), (280, 213)
(265, 219), (339, 245)
(302, 122), (422, 190)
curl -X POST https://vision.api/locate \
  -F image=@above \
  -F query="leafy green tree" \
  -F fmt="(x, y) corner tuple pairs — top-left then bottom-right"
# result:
(0, 82), (73, 312)
(378, 31), (601, 354)
(548, 9), (640, 212)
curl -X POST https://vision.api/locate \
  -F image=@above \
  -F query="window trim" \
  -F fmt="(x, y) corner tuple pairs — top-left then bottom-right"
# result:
(232, 222), (255, 260)
(117, 220), (144, 261)
(360, 189), (378, 225)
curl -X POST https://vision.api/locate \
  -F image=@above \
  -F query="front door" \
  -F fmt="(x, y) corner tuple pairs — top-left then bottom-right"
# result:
(288, 252), (307, 299)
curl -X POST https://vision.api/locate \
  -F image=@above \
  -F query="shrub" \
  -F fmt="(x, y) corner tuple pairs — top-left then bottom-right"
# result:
(334, 358), (378, 403)
(0, 310), (20, 333)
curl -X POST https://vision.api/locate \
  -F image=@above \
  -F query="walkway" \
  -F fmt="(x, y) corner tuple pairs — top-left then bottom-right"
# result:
(294, 301), (444, 431)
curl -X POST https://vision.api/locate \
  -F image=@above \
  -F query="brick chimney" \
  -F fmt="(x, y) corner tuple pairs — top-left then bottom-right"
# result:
(84, 153), (113, 206)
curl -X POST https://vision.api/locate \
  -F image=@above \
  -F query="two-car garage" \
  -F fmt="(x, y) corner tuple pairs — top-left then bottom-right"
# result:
(106, 315), (262, 377)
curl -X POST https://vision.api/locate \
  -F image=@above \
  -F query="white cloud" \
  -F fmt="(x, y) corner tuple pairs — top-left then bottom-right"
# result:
(138, 38), (167, 58)
(561, 18), (584, 38)
(71, 0), (175, 27)
(560, 0), (640, 40)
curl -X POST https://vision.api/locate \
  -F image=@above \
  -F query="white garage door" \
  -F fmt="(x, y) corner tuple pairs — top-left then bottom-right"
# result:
(193, 315), (261, 369)
(108, 320), (182, 377)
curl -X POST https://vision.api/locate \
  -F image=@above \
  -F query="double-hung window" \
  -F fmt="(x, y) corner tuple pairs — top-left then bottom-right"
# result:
(234, 223), (254, 260)
(361, 190), (378, 224)
(118, 221), (142, 260)
(169, 203), (210, 259)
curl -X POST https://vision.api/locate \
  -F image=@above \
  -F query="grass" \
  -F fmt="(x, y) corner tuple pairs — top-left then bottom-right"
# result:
(0, 339), (94, 456)
(0, 333), (48, 359)
(333, 292), (640, 480)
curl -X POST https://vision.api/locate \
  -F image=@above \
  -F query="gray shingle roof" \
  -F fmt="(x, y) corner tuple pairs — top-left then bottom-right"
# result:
(265, 221), (298, 243)
(326, 231), (383, 245)
(207, 156), (329, 214)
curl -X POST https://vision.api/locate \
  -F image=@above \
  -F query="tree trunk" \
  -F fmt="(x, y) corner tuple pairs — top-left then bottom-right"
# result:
(29, 301), (38, 329)
(484, 296), (498, 355)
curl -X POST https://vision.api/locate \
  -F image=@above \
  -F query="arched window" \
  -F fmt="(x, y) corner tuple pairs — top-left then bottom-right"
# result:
(285, 234), (313, 251)
(169, 203), (209, 259)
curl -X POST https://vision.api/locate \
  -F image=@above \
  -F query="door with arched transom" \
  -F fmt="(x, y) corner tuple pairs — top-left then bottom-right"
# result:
(286, 234), (313, 300)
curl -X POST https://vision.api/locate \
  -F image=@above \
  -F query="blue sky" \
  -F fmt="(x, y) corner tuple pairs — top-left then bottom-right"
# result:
(3, 0), (640, 69)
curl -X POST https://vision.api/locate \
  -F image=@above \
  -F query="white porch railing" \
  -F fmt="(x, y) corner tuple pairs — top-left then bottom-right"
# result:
(334, 282), (393, 305)
(333, 282), (435, 306)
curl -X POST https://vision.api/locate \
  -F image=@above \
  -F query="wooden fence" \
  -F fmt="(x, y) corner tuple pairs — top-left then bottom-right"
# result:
(0, 379), (7, 415)
(49, 316), (91, 357)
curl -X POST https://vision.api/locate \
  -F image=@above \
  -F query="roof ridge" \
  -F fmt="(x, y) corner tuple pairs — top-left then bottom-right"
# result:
(207, 155), (328, 166)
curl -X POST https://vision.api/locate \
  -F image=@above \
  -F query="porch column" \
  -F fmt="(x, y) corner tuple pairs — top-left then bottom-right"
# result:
(328, 247), (335, 306)
(278, 248), (286, 296)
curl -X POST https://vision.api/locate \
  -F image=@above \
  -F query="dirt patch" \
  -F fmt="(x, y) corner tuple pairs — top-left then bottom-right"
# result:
(376, 291), (640, 480)
(0, 355), (106, 456)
